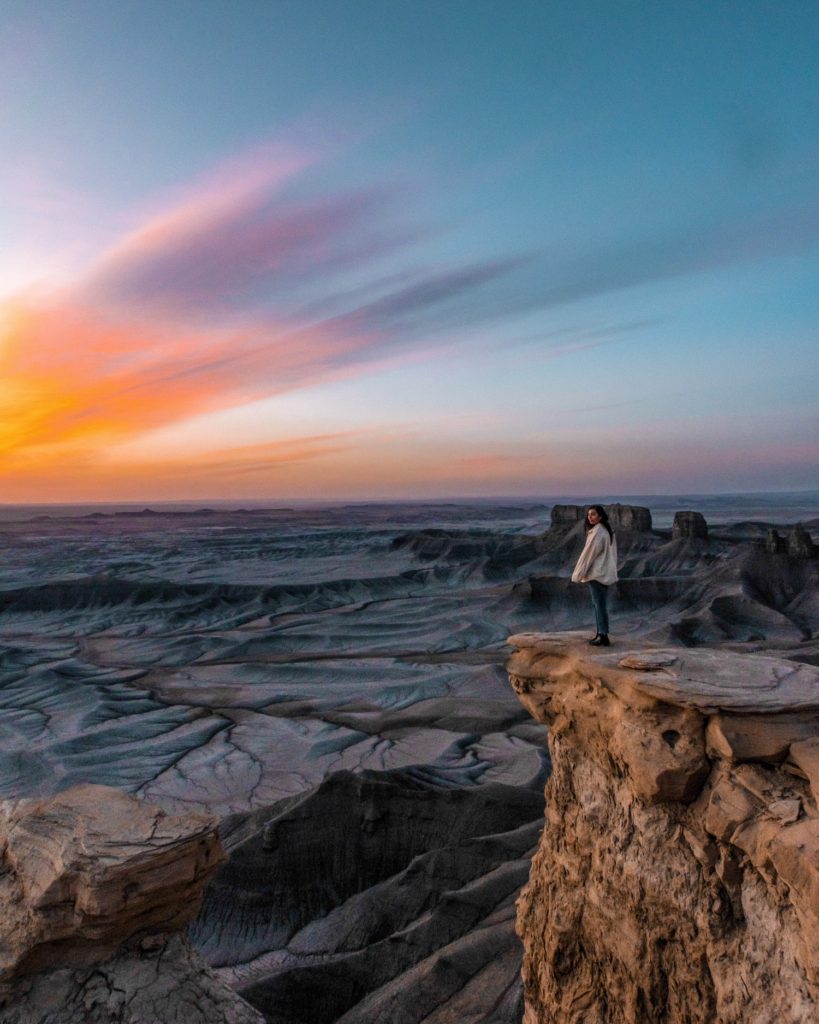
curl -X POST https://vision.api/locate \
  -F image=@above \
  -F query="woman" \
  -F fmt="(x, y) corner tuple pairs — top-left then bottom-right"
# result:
(571, 504), (618, 646)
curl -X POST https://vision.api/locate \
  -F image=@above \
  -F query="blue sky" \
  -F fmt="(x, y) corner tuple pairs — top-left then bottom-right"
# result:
(1, 0), (817, 499)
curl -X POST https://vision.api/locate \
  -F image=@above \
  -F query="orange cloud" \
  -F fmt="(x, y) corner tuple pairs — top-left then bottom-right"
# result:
(0, 137), (413, 496)
(0, 428), (362, 502)
(0, 297), (375, 477)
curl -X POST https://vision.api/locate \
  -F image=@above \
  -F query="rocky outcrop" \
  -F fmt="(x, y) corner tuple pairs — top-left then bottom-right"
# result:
(672, 510), (709, 540)
(549, 504), (652, 533)
(0, 784), (263, 1024)
(549, 505), (587, 530)
(507, 634), (819, 1024)
(607, 503), (653, 533)
(0, 936), (265, 1024)
(788, 525), (817, 559)
(762, 526), (816, 558)
(765, 528), (788, 554)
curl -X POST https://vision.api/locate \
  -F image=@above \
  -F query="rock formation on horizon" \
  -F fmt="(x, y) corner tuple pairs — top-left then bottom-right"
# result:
(672, 510), (709, 540)
(765, 528), (788, 554)
(0, 784), (264, 1024)
(549, 504), (653, 533)
(507, 634), (818, 1024)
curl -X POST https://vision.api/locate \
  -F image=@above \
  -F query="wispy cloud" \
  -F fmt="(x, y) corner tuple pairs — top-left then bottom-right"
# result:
(107, 431), (359, 480)
(315, 254), (531, 339)
(4, 125), (819, 494)
(0, 138), (532, 474)
(0, 298), (376, 462)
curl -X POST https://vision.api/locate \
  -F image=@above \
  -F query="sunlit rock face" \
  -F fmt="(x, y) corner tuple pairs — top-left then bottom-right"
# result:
(508, 635), (819, 1024)
(0, 785), (264, 1024)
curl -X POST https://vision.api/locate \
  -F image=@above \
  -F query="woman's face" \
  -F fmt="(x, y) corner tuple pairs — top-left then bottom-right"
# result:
(587, 508), (601, 526)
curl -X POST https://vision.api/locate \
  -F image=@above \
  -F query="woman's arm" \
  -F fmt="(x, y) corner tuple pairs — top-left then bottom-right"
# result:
(571, 527), (605, 582)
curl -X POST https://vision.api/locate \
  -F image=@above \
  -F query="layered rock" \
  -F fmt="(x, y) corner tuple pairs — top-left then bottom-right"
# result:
(549, 505), (588, 531)
(765, 529), (788, 554)
(762, 526), (816, 558)
(672, 510), (709, 540)
(607, 503), (653, 533)
(788, 525), (817, 559)
(0, 784), (263, 1024)
(191, 768), (545, 1024)
(549, 504), (652, 533)
(507, 634), (819, 1024)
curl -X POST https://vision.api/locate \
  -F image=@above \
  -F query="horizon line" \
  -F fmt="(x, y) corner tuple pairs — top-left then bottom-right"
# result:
(2, 486), (818, 509)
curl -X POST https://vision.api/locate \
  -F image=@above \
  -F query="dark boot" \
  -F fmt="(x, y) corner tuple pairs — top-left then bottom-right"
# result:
(589, 634), (610, 647)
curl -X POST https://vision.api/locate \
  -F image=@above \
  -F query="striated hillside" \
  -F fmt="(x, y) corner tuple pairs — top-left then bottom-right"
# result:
(507, 634), (818, 1024)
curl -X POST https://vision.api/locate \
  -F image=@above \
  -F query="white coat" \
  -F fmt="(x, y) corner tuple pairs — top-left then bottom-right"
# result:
(571, 524), (618, 585)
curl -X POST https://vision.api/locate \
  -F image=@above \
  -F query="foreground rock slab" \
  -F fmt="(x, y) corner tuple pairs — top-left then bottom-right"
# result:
(507, 633), (819, 1024)
(0, 784), (264, 1024)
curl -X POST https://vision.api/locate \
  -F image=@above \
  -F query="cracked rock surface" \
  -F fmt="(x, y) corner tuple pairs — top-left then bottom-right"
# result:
(508, 635), (819, 1024)
(0, 935), (265, 1024)
(0, 785), (263, 1023)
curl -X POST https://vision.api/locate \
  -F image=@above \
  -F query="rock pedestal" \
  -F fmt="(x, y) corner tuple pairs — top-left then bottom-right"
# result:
(672, 510), (709, 540)
(507, 634), (819, 1024)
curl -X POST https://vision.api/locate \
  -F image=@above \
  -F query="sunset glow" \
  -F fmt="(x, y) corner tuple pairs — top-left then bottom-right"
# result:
(1, 1), (817, 501)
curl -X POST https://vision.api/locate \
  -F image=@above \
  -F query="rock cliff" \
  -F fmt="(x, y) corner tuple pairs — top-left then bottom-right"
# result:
(507, 634), (819, 1024)
(550, 504), (653, 534)
(0, 784), (264, 1024)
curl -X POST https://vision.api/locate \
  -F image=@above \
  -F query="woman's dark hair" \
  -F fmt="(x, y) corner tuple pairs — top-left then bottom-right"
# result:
(585, 504), (613, 539)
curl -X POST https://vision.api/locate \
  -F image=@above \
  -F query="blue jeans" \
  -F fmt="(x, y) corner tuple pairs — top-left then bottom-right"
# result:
(588, 580), (610, 635)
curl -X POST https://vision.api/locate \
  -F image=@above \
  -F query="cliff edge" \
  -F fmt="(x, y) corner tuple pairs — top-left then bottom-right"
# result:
(507, 633), (819, 1024)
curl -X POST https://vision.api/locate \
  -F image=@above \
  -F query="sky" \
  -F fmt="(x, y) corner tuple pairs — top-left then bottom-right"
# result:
(1, 0), (817, 502)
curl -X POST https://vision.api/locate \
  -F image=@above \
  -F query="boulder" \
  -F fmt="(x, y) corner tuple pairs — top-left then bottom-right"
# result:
(0, 784), (264, 1024)
(706, 713), (819, 764)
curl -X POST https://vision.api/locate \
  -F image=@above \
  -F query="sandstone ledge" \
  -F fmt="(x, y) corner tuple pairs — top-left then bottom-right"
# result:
(0, 785), (264, 1023)
(508, 633), (819, 1024)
